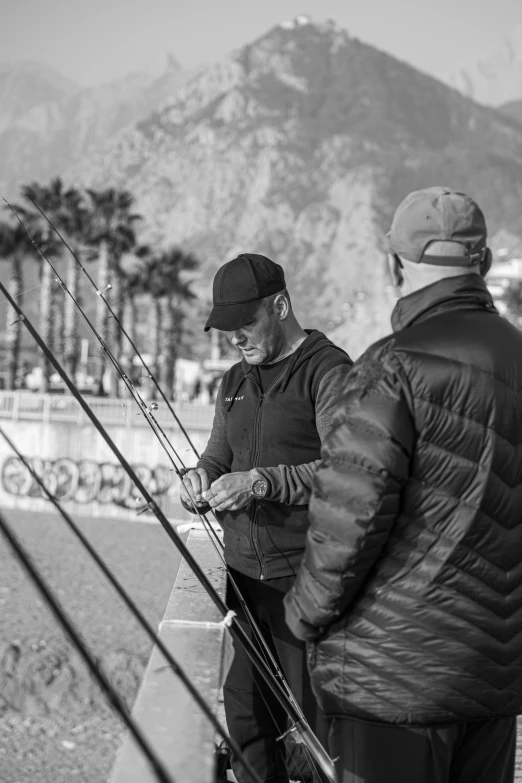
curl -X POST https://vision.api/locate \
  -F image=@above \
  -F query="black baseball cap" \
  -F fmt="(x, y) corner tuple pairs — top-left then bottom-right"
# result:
(204, 254), (286, 332)
(389, 187), (488, 266)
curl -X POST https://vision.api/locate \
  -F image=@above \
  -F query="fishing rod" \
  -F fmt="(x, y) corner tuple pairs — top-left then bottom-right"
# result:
(0, 426), (261, 783)
(2, 197), (313, 734)
(2, 197), (327, 783)
(2, 195), (327, 782)
(0, 278), (336, 783)
(0, 508), (175, 783)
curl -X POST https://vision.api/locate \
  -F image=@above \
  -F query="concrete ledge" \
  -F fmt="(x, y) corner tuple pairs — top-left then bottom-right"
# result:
(110, 528), (227, 783)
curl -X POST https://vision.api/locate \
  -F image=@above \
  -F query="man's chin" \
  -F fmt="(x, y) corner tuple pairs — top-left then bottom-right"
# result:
(243, 353), (263, 365)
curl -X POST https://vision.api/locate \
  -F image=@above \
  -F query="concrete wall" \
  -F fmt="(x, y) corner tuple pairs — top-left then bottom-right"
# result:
(0, 392), (214, 522)
(109, 528), (227, 783)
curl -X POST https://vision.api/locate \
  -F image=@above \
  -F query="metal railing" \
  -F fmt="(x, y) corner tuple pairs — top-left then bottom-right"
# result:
(0, 391), (215, 431)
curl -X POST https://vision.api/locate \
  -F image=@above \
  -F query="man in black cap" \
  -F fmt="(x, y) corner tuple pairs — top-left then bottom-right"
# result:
(285, 187), (522, 783)
(180, 253), (353, 783)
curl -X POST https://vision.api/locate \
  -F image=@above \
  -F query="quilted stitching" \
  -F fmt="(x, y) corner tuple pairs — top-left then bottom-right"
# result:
(302, 289), (522, 722)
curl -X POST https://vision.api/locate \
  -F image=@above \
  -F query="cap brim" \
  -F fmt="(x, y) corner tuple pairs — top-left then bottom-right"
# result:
(204, 299), (263, 332)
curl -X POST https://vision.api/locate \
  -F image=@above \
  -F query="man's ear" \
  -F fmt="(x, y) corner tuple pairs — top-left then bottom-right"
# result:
(480, 247), (492, 278)
(388, 253), (403, 287)
(274, 293), (289, 320)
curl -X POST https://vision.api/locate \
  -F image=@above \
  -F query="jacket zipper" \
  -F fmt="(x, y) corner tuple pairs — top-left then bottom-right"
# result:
(251, 390), (265, 579)
(250, 366), (288, 580)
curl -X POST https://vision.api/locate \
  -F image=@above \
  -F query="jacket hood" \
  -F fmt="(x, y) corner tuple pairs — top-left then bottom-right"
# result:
(224, 330), (349, 410)
(242, 329), (349, 393)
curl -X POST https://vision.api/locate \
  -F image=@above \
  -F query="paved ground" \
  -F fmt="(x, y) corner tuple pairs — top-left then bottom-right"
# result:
(0, 509), (185, 783)
(3, 509), (522, 782)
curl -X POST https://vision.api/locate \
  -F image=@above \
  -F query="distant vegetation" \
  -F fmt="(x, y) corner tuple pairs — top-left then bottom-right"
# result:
(0, 177), (198, 396)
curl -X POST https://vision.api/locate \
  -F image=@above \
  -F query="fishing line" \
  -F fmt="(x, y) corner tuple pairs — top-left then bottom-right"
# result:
(0, 283), (43, 308)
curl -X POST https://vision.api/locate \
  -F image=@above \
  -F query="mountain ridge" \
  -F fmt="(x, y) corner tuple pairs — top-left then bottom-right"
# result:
(0, 57), (188, 199)
(70, 19), (522, 354)
(3, 19), (522, 358)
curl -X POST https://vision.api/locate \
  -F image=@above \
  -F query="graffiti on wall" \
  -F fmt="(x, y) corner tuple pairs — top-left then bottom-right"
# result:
(1, 456), (174, 510)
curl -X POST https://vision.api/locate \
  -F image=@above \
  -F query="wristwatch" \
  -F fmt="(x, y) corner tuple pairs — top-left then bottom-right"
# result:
(250, 469), (269, 499)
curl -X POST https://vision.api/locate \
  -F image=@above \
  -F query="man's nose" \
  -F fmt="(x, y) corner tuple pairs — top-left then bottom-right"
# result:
(228, 330), (244, 345)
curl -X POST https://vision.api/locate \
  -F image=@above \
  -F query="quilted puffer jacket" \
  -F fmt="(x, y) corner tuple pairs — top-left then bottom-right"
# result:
(285, 274), (522, 724)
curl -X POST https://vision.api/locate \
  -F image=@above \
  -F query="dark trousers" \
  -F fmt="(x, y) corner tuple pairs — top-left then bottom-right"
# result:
(223, 568), (329, 783)
(329, 715), (517, 783)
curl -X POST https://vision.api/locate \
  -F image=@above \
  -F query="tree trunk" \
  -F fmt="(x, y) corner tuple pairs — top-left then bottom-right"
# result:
(108, 265), (123, 397)
(120, 286), (136, 381)
(94, 240), (109, 396)
(160, 297), (179, 401)
(148, 297), (162, 400)
(5, 254), (23, 390)
(52, 286), (65, 359)
(63, 254), (80, 378)
(39, 262), (54, 393)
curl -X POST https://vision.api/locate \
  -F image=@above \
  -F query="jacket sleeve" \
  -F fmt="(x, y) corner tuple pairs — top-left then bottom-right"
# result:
(180, 381), (233, 514)
(256, 364), (351, 505)
(284, 347), (415, 640)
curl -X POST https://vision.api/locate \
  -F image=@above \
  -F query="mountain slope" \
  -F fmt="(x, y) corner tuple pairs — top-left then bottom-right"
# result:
(72, 18), (522, 355)
(0, 57), (187, 199)
(501, 100), (522, 125)
(0, 61), (77, 132)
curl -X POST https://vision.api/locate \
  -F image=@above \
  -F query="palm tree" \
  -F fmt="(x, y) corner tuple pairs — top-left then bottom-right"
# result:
(20, 178), (79, 391)
(85, 188), (140, 396)
(51, 283), (65, 360)
(146, 248), (198, 400)
(118, 244), (150, 377)
(60, 189), (90, 379)
(0, 221), (39, 389)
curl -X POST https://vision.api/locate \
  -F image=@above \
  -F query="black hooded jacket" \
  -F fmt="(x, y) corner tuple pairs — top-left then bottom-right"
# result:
(192, 330), (352, 579)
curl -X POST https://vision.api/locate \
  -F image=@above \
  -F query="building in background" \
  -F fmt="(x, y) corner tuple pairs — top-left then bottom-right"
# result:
(487, 230), (522, 316)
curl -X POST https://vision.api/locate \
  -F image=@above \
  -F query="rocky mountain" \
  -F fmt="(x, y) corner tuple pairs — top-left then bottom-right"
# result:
(447, 25), (522, 106)
(501, 99), (522, 125)
(0, 55), (187, 199)
(73, 17), (522, 356)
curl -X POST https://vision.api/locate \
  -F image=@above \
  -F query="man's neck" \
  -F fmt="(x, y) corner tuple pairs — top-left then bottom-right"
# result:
(266, 324), (308, 364)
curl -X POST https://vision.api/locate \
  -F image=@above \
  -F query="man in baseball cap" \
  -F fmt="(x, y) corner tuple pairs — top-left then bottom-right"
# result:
(204, 253), (287, 332)
(181, 252), (353, 782)
(286, 187), (522, 783)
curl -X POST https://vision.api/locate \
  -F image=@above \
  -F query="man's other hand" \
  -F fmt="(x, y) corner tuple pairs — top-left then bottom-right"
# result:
(180, 468), (211, 508)
(203, 472), (253, 512)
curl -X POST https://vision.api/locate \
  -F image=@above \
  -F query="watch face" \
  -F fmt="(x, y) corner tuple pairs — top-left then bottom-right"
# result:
(252, 479), (268, 498)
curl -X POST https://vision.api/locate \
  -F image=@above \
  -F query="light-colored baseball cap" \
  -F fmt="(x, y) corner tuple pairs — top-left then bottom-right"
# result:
(389, 186), (488, 266)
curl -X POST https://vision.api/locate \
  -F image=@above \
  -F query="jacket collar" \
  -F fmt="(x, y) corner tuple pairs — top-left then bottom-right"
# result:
(391, 275), (497, 333)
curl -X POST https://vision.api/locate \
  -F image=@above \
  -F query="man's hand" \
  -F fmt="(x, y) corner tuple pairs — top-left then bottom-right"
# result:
(202, 471), (253, 512)
(180, 468), (211, 509)
(284, 590), (326, 642)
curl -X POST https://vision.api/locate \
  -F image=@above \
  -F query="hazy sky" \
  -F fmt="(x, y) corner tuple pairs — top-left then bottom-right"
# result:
(1, 0), (521, 86)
